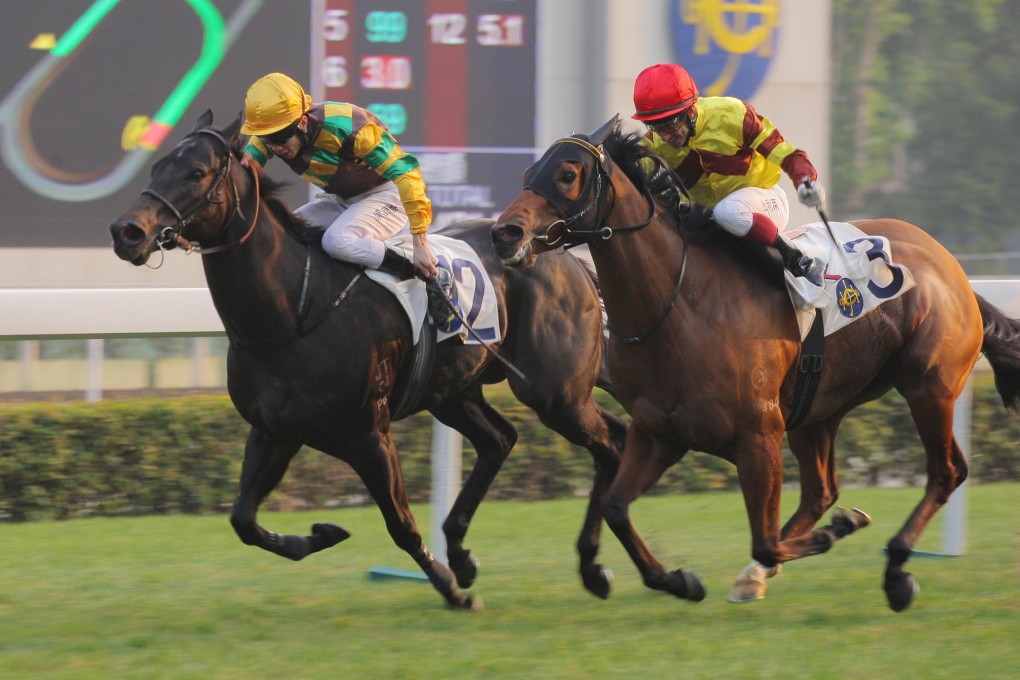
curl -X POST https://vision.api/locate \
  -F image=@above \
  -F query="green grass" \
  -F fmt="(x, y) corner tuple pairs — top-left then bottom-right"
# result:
(1, 485), (1017, 679)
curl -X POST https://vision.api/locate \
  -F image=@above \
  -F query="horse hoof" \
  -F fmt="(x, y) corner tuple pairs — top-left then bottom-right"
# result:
(673, 569), (707, 603)
(884, 572), (920, 612)
(727, 580), (767, 604)
(832, 506), (872, 534)
(451, 551), (480, 589)
(449, 594), (484, 611)
(311, 522), (351, 548)
(582, 565), (613, 600)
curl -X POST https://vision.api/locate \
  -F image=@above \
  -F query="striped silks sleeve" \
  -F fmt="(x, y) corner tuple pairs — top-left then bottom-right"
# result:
(353, 122), (432, 233)
(243, 137), (272, 166)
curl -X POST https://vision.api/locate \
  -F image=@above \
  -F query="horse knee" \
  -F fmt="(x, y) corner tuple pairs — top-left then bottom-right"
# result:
(602, 495), (629, 530)
(230, 513), (259, 546)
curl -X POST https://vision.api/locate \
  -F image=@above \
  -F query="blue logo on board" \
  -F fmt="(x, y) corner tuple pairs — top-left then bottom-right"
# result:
(671, 0), (781, 100)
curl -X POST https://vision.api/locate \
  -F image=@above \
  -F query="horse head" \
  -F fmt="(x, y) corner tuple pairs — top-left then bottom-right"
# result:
(492, 115), (621, 267)
(110, 109), (247, 265)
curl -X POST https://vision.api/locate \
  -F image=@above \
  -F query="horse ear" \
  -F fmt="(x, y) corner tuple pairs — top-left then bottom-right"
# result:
(221, 110), (243, 149)
(191, 109), (214, 133)
(589, 114), (621, 145)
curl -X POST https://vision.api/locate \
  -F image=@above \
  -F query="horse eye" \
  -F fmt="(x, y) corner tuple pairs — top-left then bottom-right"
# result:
(559, 170), (577, 184)
(189, 168), (206, 181)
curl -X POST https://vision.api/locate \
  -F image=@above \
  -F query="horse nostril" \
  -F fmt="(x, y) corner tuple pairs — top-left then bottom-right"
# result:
(494, 223), (524, 244)
(110, 221), (146, 245)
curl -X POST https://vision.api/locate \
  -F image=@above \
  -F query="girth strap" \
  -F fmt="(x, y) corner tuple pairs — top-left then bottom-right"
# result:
(390, 318), (438, 421)
(786, 309), (825, 430)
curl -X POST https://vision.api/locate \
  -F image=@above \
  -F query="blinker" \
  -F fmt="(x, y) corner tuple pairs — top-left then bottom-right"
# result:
(523, 135), (611, 221)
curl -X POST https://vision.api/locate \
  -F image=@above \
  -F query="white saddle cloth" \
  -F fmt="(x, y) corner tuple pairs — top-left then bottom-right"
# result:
(783, 221), (917, 340)
(365, 234), (502, 345)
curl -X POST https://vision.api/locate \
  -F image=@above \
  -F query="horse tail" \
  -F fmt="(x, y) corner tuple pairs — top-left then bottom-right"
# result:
(976, 294), (1020, 414)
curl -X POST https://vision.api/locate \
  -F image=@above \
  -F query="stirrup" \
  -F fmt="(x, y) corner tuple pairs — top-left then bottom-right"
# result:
(793, 256), (825, 287)
(425, 269), (458, 331)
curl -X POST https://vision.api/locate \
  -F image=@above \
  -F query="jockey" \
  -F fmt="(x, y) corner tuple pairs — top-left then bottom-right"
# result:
(633, 63), (826, 285)
(240, 72), (455, 327)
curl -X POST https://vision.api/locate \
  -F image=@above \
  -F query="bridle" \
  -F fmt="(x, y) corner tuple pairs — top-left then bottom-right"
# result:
(526, 135), (660, 249)
(142, 128), (259, 256)
(527, 133), (689, 344)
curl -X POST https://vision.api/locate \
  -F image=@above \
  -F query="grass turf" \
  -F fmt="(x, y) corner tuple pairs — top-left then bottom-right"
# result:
(0, 484), (1017, 679)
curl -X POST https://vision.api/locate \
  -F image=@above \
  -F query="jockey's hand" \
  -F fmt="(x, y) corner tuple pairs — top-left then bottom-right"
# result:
(797, 178), (826, 211)
(240, 153), (264, 179)
(412, 232), (438, 278)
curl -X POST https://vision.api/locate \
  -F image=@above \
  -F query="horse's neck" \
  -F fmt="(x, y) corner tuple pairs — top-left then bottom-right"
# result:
(201, 204), (313, 341)
(590, 187), (689, 332)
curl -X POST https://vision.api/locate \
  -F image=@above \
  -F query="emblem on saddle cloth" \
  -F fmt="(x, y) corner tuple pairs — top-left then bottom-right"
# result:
(783, 222), (917, 341)
(365, 235), (502, 346)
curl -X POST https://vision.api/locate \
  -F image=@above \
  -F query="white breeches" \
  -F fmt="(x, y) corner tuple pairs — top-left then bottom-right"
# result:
(711, 185), (790, 238)
(295, 184), (411, 268)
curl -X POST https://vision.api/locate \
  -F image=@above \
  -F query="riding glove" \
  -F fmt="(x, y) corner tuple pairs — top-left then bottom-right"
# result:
(797, 178), (826, 211)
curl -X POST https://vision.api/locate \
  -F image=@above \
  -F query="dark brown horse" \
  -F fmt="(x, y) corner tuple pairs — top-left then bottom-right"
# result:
(491, 115), (1020, 612)
(109, 110), (629, 609)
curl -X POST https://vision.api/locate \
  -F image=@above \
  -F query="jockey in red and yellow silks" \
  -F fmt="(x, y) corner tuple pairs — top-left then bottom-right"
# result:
(633, 63), (826, 286)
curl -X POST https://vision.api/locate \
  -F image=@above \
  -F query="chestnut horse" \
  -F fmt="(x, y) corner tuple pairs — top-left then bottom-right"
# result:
(491, 115), (1020, 612)
(110, 111), (629, 610)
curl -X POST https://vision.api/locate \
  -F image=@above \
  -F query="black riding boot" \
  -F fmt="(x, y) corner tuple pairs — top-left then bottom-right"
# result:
(772, 233), (825, 286)
(378, 248), (456, 328)
(378, 248), (418, 280)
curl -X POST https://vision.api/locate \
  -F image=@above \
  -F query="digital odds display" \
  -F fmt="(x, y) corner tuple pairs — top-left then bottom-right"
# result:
(312, 0), (537, 230)
(0, 0), (537, 247)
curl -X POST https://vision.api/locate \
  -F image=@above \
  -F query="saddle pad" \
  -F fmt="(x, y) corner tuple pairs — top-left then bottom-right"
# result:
(365, 234), (502, 345)
(783, 221), (917, 340)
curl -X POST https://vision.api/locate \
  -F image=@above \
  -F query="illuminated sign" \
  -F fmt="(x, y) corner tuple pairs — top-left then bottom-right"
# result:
(312, 0), (537, 229)
(0, 1), (308, 247)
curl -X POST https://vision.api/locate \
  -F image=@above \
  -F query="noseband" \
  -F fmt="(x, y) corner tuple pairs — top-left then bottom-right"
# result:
(143, 128), (258, 255)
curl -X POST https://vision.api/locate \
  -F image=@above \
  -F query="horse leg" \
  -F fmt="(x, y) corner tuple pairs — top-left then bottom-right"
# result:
(602, 425), (705, 602)
(349, 429), (481, 610)
(230, 427), (351, 560)
(572, 405), (628, 600)
(734, 432), (847, 572)
(732, 425), (876, 602)
(430, 387), (518, 589)
(882, 389), (968, 612)
(514, 388), (628, 599)
(729, 416), (872, 603)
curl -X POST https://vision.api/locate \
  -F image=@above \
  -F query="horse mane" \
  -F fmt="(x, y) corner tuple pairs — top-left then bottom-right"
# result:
(599, 127), (785, 285)
(253, 171), (323, 245)
(601, 127), (716, 240)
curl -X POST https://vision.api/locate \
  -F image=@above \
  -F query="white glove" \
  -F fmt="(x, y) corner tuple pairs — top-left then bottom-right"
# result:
(797, 178), (826, 211)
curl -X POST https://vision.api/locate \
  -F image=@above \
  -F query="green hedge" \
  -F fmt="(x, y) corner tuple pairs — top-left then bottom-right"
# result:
(1, 376), (1018, 521)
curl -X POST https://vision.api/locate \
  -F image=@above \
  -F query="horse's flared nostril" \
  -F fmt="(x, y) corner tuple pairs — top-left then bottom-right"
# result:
(110, 221), (145, 246)
(493, 223), (524, 245)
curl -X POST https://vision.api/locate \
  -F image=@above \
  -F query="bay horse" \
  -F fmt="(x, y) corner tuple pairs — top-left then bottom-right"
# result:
(109, 110), (629, 610)
(491, 115), (1020, 612)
